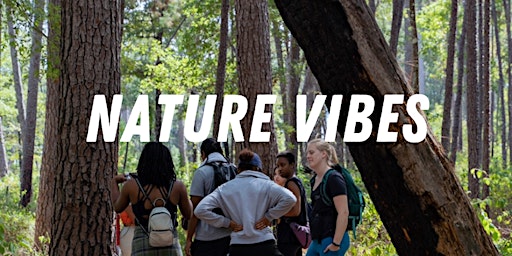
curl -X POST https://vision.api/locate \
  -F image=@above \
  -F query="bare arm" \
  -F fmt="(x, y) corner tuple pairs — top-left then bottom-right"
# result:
(185, 196), (202, 256)
(112, 175), (130, 213)
(176, 181), (193, 220)
(283, 181), (301, 217)
(324, 195), (349, 253)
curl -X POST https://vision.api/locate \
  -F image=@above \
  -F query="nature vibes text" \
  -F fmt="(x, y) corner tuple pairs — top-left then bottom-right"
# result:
(86, 94), (429, 143)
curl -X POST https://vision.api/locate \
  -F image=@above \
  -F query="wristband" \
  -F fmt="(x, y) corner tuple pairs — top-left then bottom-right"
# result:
(332, 241), (340, 247)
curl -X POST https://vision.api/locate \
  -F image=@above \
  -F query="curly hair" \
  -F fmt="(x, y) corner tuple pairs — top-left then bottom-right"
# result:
(237, 148), (261, 172)
(136, 142), (176, 187)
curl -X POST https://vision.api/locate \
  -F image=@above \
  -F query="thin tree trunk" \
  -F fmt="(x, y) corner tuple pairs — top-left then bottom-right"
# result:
(272, 18), (287, 114)
(286, 36), (301, 157)
(441, 0), (458, 153)
(177, 117), (187, 167)
(369, 0), (377, 15)
(408, 0), (419, 93)
(481, 0), (491, 200)
(301, 65), (319, 168)
(155, 89), (162, 140)
(389, 0), (404, 56)
(6, 5), (26, 145)
(234, 0), (278, 175)
(20, 0), (44, 208)
(403, 0), (413, 82)
(274, 0), (500, 254)
(213, 0), (230, 138)
(466, 0), (481, 199)
(0, 117), (8, 178)
(504, 0), (512, 167)
(450, 19), (466, 164)
(494, 0), (507, 168)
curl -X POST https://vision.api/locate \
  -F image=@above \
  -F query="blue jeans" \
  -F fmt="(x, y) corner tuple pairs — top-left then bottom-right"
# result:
(305, 232), (350, 256)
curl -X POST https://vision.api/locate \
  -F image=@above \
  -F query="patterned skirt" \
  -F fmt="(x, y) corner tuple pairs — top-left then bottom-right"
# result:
(131, 226), (182, 256)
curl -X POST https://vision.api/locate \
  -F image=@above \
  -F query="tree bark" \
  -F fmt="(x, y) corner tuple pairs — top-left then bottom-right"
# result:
(0, 117), (8, 178)
(301, 65), (320, 168)
(440, 0), (458, 153)
(234, 0), (277, 175)
(481, 0), (491, 200)
(389, 0), (403, 56)
(177, 114), (187, 167)
(35, 0), (61, 245)
(272, 17), (287, 117)
(274, 0), (500, 254)
(504, 0), (512, 167)
(408, 0), (419, 93)
(450, 18), (466, 164)
(466, 0), (481, 199)
(20, 0), (45, 208)
(213, 0), (230, 138)
(6, 5), (26, 146)
(285, 36), (301, 157)
(494, 0), (507, 168)
(36, 0), (122, 254)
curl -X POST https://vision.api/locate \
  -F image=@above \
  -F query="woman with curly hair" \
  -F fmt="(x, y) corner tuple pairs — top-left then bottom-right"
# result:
(112, 142), (192, 255)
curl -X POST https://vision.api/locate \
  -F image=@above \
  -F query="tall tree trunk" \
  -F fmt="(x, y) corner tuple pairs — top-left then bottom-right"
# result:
(403, 0), (413, 83)
(466, 0), (481, 199)
(213, 0), (230, 138)
(450, 19), (466, 164)
(494, 0), (507, 168)
(441, 0), (458, 153)
(389, 0), (404, 56)
(0, 117), (8, 178)
(481, 0), (491, 200)
(177, 115), (187, 167)
(35, 0), (61, 245)
(301, 65), (319, 168)
(368, 0), (377, 15)
(6, 5), (26, 149)
(272, 17), (287, 117)
(274, 0), (500, 254)
(504, 0), (512, 167)
(155, 89), (162, 140)
(285, 36), (301, 157)
(20, 0), (45, 208)
(37, 0), (122, 254)
(234, 0), (277, 175)
(408, 0), (419, 93)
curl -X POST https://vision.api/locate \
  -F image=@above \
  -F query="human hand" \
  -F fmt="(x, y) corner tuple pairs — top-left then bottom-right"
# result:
(254, 217), (271, 230)
(323, 242), (340, 253)
(229, 220), (243, 232)
(113, 174), (127, 184)
(185, 240), (192, 256)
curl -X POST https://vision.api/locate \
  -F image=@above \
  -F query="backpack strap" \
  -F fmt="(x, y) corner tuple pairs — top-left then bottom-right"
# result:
(134, 177), (156, 207)
(320, 169), (336, 206)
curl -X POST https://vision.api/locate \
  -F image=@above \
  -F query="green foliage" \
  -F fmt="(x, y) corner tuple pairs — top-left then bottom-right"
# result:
(0, 172), (43, 255)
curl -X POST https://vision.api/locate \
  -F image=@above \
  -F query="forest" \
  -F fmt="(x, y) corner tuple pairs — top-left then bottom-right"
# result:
(0, 0), (511, 255)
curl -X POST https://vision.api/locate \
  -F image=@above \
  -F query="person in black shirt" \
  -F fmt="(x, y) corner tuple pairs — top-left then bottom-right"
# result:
(306, 139), (350, 256)
(275, 151), (308, 256)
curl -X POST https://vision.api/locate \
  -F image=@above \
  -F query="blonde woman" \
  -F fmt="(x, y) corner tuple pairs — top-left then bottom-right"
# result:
(306, 139), (350, 255)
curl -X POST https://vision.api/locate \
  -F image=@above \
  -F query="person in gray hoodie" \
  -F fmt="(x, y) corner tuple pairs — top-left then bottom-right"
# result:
(194, 148), (297, 256)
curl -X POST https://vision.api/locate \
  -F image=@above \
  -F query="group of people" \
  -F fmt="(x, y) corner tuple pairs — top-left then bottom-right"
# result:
(111, 138), (350, 256)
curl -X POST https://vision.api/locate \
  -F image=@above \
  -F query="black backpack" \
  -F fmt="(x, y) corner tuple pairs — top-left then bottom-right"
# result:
(204, 161), (237, 193)
(314, 164), (365, 238)
(204, 161), (237, 216)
